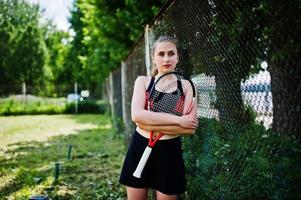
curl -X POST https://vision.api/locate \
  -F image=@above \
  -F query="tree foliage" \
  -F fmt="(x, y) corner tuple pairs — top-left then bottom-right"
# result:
(42, 24), (70, 96)
(66, 0), (165, 89)
(0, 0), (45, 89)
(0, 0), (166, 96)
(210, 0), (300, 136)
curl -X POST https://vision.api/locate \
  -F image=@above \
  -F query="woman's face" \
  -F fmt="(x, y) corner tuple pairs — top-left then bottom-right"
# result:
(153, 41), (178, 75)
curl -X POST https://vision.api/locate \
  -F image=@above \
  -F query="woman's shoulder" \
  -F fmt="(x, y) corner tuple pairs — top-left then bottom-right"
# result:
(134, 76), (153, 90)
(135, 76), (152, 85)
(181, 79), (196, 91)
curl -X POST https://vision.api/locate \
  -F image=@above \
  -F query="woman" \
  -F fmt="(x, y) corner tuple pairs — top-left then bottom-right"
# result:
(119, 36), (198, 200)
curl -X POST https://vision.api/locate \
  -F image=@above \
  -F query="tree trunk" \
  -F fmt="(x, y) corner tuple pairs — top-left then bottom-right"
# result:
(269, 61), (301, 139)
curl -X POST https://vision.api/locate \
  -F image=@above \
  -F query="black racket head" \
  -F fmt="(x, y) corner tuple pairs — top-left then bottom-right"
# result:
(148, 72), (196, 116)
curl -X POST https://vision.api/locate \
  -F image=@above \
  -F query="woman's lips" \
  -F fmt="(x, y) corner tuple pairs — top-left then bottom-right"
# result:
(163, 64), (171, 68)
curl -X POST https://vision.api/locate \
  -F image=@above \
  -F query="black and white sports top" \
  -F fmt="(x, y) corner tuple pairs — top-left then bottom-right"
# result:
(144, 77), (185, 116)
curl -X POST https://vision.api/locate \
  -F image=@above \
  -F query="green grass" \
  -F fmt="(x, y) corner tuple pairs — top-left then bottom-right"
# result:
(0, 114), (126, 199)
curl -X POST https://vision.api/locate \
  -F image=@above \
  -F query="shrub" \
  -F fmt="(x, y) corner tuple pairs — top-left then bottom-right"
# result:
(64, 100), (107, 114)
(0, 96), (66, 115)
(0, 96), (107, 115)
(183, 118), (301, 200)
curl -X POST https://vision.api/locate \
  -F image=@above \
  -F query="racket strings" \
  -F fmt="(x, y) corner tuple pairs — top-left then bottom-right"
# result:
(149, 75), (193, 116)
(175, 95), (185, 113)
(150, 90), (184, 115)
(145, 87), (185, 115)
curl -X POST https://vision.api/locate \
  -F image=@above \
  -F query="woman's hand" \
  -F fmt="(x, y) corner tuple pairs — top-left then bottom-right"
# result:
(178, 113), (198, 129)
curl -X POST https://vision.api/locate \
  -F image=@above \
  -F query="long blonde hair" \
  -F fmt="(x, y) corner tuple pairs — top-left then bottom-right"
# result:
(151, 36), (178, 77)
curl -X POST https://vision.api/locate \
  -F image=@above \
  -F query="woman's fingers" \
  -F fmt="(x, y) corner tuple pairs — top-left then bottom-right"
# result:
(189, 115), (198, 129)
(179, 114), (198, 129)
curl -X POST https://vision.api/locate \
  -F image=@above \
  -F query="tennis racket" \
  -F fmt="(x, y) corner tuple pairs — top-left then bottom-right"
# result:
(133, 71), (196, 178)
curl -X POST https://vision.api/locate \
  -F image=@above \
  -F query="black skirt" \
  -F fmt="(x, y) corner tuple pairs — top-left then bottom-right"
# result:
(119, 131), (186, 195)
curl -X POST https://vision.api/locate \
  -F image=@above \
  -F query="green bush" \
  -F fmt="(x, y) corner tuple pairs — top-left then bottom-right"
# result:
(0, 96), (107, 115)
(0, 96), (66, 115)
(64, 100), (107, 114)
(183, 118), (301, 200)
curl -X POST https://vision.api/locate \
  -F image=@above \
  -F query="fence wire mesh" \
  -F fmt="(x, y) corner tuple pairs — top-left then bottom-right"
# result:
(105, 68), (124, 133)
(122, 37), (147, 144)
(106, 0), (300, 199)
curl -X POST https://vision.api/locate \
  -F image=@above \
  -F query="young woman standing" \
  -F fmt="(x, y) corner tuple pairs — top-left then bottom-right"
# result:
(119, 36), (198, 200)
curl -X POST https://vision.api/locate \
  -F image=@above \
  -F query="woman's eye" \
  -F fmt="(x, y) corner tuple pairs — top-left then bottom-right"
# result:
(158, 52), (165, 56)
(169, 52), (175, 56)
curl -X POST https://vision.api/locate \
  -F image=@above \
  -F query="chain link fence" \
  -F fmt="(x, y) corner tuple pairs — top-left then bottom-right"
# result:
(106, 0), (300, 199)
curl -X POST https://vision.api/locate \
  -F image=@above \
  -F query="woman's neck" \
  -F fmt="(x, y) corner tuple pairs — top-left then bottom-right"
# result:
(155, 71), (173, 79)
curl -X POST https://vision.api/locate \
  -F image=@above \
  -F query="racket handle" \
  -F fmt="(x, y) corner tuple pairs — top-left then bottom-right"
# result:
(133, 146), (152, 178)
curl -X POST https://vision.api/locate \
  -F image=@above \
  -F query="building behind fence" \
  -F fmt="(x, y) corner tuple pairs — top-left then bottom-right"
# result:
(107, 0), (300, 199)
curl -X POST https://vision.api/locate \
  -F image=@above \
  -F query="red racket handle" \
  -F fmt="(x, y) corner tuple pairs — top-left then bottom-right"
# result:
(148, 132), (164, 147)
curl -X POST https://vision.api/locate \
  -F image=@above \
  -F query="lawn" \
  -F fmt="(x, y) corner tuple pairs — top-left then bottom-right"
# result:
(0, 114), (126, 199)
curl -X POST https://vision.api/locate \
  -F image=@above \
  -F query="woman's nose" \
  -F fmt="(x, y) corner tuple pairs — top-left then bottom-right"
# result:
(163, 55), (170, 62)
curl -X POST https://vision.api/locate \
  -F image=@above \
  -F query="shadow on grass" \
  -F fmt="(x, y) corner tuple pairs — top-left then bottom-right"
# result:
(65, 114), (111, 127)
(0, 167), (50, 199)
(0, 123), (126, 199)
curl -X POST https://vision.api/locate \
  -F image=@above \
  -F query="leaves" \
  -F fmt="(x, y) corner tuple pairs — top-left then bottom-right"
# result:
(66, 0), (166, 85)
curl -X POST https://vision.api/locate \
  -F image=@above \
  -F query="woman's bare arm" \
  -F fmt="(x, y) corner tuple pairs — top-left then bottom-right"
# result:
(136, 122), (195, 135)
(183, 79), (198, 117)
(131, 76), (197, 128)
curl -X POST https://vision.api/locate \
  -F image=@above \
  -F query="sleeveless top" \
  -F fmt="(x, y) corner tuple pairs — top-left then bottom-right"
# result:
(145, 77), (185, 116)
(136, 76), (184, 140)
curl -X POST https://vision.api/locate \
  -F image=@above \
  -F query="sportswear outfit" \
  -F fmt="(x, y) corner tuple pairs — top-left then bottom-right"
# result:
(119, 77), (186, 195)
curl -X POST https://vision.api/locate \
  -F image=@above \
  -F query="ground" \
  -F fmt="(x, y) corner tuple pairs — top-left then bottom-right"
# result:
(0, 114), (126, 200)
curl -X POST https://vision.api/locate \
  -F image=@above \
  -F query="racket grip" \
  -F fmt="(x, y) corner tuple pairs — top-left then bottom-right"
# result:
(133, 146), (152, 178)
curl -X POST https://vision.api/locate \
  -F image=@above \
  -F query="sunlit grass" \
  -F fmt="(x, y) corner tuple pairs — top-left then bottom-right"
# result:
(0, 114), (126, 199)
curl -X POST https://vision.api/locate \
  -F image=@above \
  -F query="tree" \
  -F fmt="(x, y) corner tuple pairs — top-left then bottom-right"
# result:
(162, 0), (300, 139)
(65, 0), (166, 94)
(43, 23), (69, 96)
(63, 1), (88, 91)
(210, 0), (300, 137)
(258, 0), (300, 138)
(0, 0), (46, 94)
(163, 0), (260, 124)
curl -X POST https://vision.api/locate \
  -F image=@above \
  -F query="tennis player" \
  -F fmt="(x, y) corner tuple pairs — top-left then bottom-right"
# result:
(119, 36), (198, 200)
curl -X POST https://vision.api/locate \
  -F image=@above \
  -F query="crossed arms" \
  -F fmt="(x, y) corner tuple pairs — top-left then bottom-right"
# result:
(131, 76), (198, 135)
